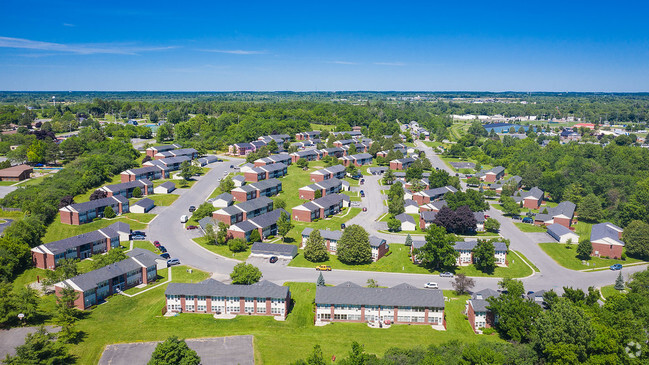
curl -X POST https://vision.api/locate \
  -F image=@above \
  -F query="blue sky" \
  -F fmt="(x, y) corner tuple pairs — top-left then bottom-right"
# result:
(1, 1), (648, 91)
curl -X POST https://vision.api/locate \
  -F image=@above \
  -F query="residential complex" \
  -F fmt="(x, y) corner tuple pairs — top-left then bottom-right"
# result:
(59, 195), (129, 225)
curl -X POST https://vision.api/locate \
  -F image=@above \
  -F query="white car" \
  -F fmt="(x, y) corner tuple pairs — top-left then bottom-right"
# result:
(424, 282), (439, 289)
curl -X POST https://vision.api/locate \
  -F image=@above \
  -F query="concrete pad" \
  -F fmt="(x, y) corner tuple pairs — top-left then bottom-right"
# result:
(99, 335), (254, 365)
(0, 186), (18, 198)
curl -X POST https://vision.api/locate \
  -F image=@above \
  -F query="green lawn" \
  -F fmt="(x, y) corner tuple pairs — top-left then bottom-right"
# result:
(0, 180), (18, 186)
(310, 123), (335, 131)
(11, 267), (48, 291)
(132, 240), (161, 254)
(0, 210), (25, 219)
(144, 194), (179, 206)
(289, 243), (533, 278)
(153, 178), (198, 189)
(538, 242), (643, 271)
(513, 222), (547, 233)
(68, 279), (501, 364)
(43, 214), (149, 243)
(122, 269), (170, 295)
(283, 208), (362, 244)
(574, 221), (593, 238)
(270, 164), (316, 210)
(513, 250), (539, 272)
(600, 284), (625, 299)
(192, 237), (251, 261)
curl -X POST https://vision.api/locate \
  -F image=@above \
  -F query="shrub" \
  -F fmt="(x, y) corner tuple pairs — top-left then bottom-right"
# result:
(228, 238), (247, 252)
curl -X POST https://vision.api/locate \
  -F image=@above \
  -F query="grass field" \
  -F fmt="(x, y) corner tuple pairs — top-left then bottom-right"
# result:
(144, 194), (179, 206)
(270, 164), (316, 210)
(43, 213), (150, 242)
(513, 222), (546, 233)
(600, 284), (625, 299)
(283, 208), (362, 244)
(67, 278), (500, 364)
(192, 237), (251, 261)
(289, 243), (533, 278)
(538, 242), (643, 271)
(310, 123), (335, 131)
(0, 210), (25, 219)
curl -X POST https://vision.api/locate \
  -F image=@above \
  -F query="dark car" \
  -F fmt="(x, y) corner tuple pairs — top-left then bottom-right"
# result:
(340, 223), (346, 230)
(186, 225), (198, 230)
(159, 246), (167, 253)
(362, 207), (367, 212)
(522, 217), (534, 224)
(610, 264), (623, 270)
(167, 258), (180, 266)
(360, 190), (365, 197)
(269, 256), (278, 264)
(188, 206), (196, 213)
(230, 165), (234, 168)
(160, 253), (170, 259)
(511, 215), (522, 220)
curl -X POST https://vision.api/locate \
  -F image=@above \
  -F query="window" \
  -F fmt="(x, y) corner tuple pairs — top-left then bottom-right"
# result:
(333, 314), (347, 320)
(211, 304), (224, 313)
(318, 313), (331, 320)
(245, 306), (254, 313)
(197, 305), (206, 312)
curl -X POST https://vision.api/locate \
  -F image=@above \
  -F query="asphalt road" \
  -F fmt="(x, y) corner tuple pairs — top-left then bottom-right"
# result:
(146, 152), (646, 293)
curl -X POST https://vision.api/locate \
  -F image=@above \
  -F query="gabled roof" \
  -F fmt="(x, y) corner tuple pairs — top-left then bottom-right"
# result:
(301, 228), (343, 241)
(217, 196), (273, 216)
(395, 213), (415, 224)
(591, 222), (624, 246)
(58, 256), (154, 292)
(391, 157), (415, 164)
(369, 236), (386, 248)
(123, 165), (162, 176)
(251, 242), (297, 257)
(513, 187), (544, 201)
(106, 221), (131, 234)
(547, 223), (574, 237)
(133, 198), (154, 209)
(32, 227), (119, 256)
(301, 178), (342, 192)
(198, 216), (217, 231)
(213, 193), (233, 201)
(315, 282), (445, 307)
(157, 181), (176, 190)
(474, 211), (485, 223)
(60, 195), (128, 213)
(419, 185), (457, 198)
(404, 199), (418, 207)
(165, 279), (289, 299)
(470, 288), (500, 312)
(420, 211), (437, 222)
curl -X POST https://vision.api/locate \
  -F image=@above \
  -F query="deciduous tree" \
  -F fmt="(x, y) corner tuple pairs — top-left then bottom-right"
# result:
(337, 224), (371, 265)
(577, 239), (592, 260)
(452, 273), (475, 295)
(148, 336), (200, 365)
(623, 220), (649, 259)
(473, 239), (496, 274)
(304, 230), (329, 263)
(415, 225), (458, 270)
(230, 263), (262, 285)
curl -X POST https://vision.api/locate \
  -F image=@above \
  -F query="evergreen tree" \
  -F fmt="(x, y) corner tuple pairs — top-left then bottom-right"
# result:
(382, 169), (395, 185)
(614, 271), (625, 290)
(316, 272), (325, 287)
(132, 187), (142, 198)
(104, 205), (116, 218)
(304, 230), (329, 262)
(577, 239), (592, 260)
(337, 224), (371, 264)
(248, 229), (262, 243)
(4, 327), (73, 364)
(55, 285), (80, 343)
(405, 234), (413, 247)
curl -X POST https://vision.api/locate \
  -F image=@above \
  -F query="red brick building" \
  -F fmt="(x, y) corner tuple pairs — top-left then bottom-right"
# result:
(292, 194), (344, 222)
(465, 289), (500, 333)
(59, 195), (129, 225)
(100, 179), (152, 198)
(298, 178), (342, 200)
(389, 157), (415, 170)
(165, 279), (291, 319)
(310, 164), (346, 182)
(512, 186), (544, 210)
(590, 222), (625, 259)
(213, 197), (274, 225)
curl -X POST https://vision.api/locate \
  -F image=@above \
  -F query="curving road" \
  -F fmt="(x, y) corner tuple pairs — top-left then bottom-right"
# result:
(146, 150), (646, 294)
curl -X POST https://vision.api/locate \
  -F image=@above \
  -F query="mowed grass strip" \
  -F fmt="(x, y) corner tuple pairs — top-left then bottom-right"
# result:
(538, 242), (642, 271)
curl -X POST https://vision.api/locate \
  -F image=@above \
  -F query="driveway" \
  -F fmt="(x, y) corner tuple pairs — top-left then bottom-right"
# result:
(99, 335), (254, 365)
(0, 218), (14, 235)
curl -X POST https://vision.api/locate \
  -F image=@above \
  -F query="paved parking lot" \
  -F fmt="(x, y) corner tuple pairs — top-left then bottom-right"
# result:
(0, 326), (59, 359)
(99, 335), (254, 365)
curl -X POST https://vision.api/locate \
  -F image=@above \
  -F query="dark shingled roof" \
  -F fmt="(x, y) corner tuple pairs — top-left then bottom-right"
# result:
(165, 279), (289, 299)
(251, 242), (297, 257)
(301, 228), (342, 241)
(470, 288), (500, 312)
(315, 282), (445, 307)
(33, 227), (119, 255)
(60, 256), (155, 292)
(62, 195), (128, 213)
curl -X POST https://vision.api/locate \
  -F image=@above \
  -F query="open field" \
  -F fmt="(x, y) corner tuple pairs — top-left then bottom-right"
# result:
(284, 208), (362, 244)
(144, 194), (179, 206)
(43, 213), (152, 243)
(538, 242), (643, 271)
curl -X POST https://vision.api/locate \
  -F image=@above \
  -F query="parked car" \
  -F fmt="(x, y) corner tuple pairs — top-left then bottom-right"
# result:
(610, 264), (623, 270)
(133, 231), (146, 237)
(527, 291), (535, 295)
(131, 234), (146, 240)
(153, 241), (161, 248)
(180, 215), (189, 223)
(160, 253), (170, 259)
(159, 246), (167, 253)
(188, 206), (196, 213)
(269, 256), (278, 264)
(439, 272), (454, 278)
(362, 207), (367, 212)
(230, 165), (234, 168)
(167, 258), (180, 266)
(360, 178), (365, 184)
(360, 190), (365, 197)
(511, 215), (522, 220)
(186, 225), (198, 230)
(424, 282), (439, 289)
(484, 214), (490, 218)
(316, 265), (332, 271)
(522, 217), (534, 224)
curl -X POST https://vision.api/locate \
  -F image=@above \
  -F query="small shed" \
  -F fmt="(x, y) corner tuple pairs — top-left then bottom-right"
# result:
(547, 223), (579, 244)
(395, 213), (417, 231)
(130, 198), (155, 213)
(404, 199), (419, 214)
(154, 181), (176, 194)
(197, 155), (220, 166)
(250, 242), (298, 260)
(232, 175), (246, 187)
(211, 193), (233, 208)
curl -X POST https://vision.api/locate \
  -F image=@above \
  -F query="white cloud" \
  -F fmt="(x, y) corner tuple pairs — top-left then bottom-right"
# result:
(0, 36), (175, 55)
(374, 62), (405, 66)
(200, 49), (267, 55)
